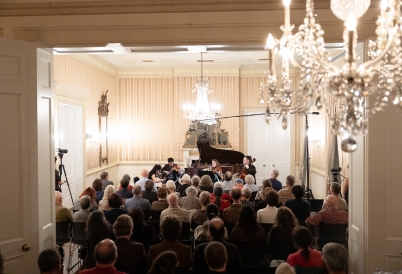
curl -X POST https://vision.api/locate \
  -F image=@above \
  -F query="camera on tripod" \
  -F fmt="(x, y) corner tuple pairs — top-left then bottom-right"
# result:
(57, 148), (68, 154)
(330, 167), (342, 183)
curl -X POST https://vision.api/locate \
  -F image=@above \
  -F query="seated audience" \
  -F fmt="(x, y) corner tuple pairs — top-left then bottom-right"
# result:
(142, 180), (158, 205)
(231, 205), (265, 242)
(73, 195), (92, 222)
(278, 175), (295, 204)
(322, 182), (348, 211)
(134, 177), (140, 184)
(151, 188), (169, 211)
(306, 195), (348, 227)
(118, 174), (133, 192)
(257, 190), (279, 224)
(93, 178), (105, 204)
(116, 178), (134, 199)
(148, 165), (164, 185)
(147, 251), (178, 274)
(191, 175), (201, 193)
(199, 175), (214, 193)
(128, 208), (155, 253)
(234, 178), (244, 191)
(165, 180), (180, 198)
(178, 174), (191, 197)
(284, 185), (310, 226)
(85, 211), (115, 269)
(179, 186), (202, 210)
(80, 239), (124, 274)
(322, 243), (348, 274)
(100, 171), (114, 190)
(241, 187), (255, 207)
(222, 171), (235, 191)
(193, 218), (242, 274)
(37, 248), (62, 274)
(194, 203), (228, 242)
(205, 242), (228, 274)
(191, 191), (211, 230)
(243, 174), (259, 192)
(275, 262), (296, 274)
(222, 187), (243, 224)
(268, 207), (298, 267)
(125, 185), (151, 213)
(138, 169), (157, 191)
(55, 191), (73, 223)
(99, 185), (116, 211)
(254, 187), (270, 211)
(113, 214), (149, 274)
(269, 168), (283, 192)
(160, 193), (190, 223)
(255, 179), (273, 200)
(73, 187), (98, 211)
(104, 193), (127, 225)
(211, 185), (230, 211)
(148, 215), (192, 268)
(287, 226), (325, 268)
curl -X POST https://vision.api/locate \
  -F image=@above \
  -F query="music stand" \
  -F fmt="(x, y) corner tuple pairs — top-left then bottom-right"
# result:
(198, 171), (215, 182)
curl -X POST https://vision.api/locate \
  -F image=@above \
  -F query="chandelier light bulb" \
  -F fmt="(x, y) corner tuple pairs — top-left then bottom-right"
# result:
(345, 14), (357, 31)
(283, 0), (291, 7)
(266, 34), (275, 49)
(380, 0), (388, 10)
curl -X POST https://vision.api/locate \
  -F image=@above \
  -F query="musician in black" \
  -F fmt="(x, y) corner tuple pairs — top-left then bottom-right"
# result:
(162, 157), (179, 182)
(243, 156), (256, 180)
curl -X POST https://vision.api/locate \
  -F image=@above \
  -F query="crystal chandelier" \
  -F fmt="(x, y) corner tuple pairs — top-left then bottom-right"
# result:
(183, 52), (221, 125)
(260, 0), (402, 152)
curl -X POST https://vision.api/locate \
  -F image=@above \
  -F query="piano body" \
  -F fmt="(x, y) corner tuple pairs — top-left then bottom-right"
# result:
(184, 141), (244, 177)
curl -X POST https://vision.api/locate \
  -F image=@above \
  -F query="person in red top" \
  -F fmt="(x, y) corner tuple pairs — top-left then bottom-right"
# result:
(287, 226), (325, 268)
(210, 184), (230, 211)
(80, 239), (126, 274)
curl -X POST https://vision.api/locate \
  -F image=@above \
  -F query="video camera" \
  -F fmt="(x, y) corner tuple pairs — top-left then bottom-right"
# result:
(331, 167), (342, 183)
(56, 148), (68, 159)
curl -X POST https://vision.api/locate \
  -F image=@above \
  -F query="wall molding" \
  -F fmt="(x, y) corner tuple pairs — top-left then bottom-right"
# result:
(54, 82), (89, 103)
(69, 54), (117, 78)
(174, 67), (240, 77)
(117, 68), (173, 78)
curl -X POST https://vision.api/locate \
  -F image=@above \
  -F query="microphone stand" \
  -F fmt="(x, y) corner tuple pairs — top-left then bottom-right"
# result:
(304, 114), (314, 200)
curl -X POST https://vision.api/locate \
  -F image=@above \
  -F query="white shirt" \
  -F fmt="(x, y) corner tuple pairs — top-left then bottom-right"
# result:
(257, 206), (278, 224)
(243, 183), (259, 192)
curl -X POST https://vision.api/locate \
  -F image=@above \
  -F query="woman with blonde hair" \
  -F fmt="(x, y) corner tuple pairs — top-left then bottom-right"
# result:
(199, 175), (213, 193)
(98, 184), (116, 211)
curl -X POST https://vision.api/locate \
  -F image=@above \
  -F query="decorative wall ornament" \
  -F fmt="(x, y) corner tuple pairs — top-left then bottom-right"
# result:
(98, 90), (110, 167)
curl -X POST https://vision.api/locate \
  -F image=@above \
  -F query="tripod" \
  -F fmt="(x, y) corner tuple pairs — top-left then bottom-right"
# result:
(304, 114), (314, 200)
(58, 153), (74, 205)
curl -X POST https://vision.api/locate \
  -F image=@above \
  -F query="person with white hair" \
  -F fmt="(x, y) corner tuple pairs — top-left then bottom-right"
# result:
(73, 195), (92, 222)
(165, 180), (180, 198)
(179, 186), (202, 210)
(275, 262), (296, 274)
(243, 174), (259, 192)
(55, 191), (73, 223)
(269, 168), (283, 192)
(240, 187), (255, 207)
(322, 243), (348, 274)
(160, 193), (190, 223)
(178, 174), (191, 198)
(306, 195), (348, 228)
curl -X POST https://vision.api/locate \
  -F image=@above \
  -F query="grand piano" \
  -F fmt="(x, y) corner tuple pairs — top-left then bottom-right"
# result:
(184, 141), (245, 177)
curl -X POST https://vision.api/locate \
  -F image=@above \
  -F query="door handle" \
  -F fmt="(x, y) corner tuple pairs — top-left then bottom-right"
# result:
(272, 164), (275, 167)
(22, 244), (30, 251)
(263, 164), (266, 167)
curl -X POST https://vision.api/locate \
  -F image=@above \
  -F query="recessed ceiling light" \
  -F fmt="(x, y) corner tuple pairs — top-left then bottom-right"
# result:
(187, 46), (207, 52)
(105, 43), (132, 54)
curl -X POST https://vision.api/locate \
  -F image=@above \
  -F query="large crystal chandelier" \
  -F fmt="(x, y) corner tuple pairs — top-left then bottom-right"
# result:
(183, 53), (221, 125)
(259, 0), (402, 152)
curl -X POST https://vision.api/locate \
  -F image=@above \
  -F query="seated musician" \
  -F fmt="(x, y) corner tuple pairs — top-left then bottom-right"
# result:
(162, 157), (180, 182)
(211, 159), (223, 183)
(241, 156), (257, 180)
(148, 164), (164, 184)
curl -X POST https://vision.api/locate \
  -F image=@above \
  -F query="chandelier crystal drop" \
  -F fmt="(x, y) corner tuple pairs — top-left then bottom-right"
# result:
(183, 52), (221, 125)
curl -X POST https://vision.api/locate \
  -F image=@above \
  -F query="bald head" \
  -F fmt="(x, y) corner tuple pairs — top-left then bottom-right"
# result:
(141, 169), (149, 178)
(94, 239), (117, 266)
(209, 218), (225, 239)
(326, 195), (338, 208)
(167, 193), (179, 206)
(55, 191), (62, 205)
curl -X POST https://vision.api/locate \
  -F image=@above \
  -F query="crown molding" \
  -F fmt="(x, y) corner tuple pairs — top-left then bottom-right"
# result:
(174, 67), (240, 77)
(54, 82), (89, 102)
(68, 54), (117, 77)
(0, 0), (342, 17)
(117, 68), (173, 78)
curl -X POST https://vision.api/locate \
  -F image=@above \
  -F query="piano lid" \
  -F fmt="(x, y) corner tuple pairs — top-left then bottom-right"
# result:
(197, 141), (244, 165)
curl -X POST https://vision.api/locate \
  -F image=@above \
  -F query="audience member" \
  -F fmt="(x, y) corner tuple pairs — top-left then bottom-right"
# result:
(211, 185), (230, 211)
(222, 187), (242, 224)
(147, 251), (178, 274)
(92, 179), (104, 204)
(284, 185), (310, 226)
(191, 175), (201, 193)
(160, 193), (190, 223)
(278, 175), (295, 204)
(178, 174), (191, 197)
(37, 248), (62, 274)
(306, 195), (348, 228)
(275, 262), (296, 274)
(255, 187), (270, 211)
(234, 178), (244, 191)
(205, 242), (228, 273)
(199, 175), (214, 193)
(142, 180), (158, 205)
(341, 176), (349, 205)
(116, 178), (134, 199)
(138, 169), (156, 190)
(269, 169), (283, 192)
(322, 182), (348, 211)
(243, 174), (259, 191)
(151, 188), (169, 211)
(257, 190), (279, 224)
(231, 205), (265, 242)
(85, 211), (115, 269)
(113, 214), (149, 274)
(100, 172), (114, 190)
(179, 186), (202, 210)
(268, 207), (298, 267)
(148, 215), (192, 268)
(55, 191), (73, 223)
(98, 185), (116, 211)
(73, 195), (92, 222)
(128, 208), (155, 253)
(118, 174), (133, 192)
(287, 226), (324, 268)
(165, 180), (180, 198)
(134, 177), (140, 184)
(321, 243), (348, 274)
(80, 239), (124, 274)
(191, 191), (211, 230)
(222, 171), (235, 191)
(240, 187), (255, 207)
(255, 179), (273, 201)
(104, 193), (127, 225)
(194, 203), (228, 242)
(193, 218), (242, 274)
(73, 187), (98, 211)
(125, 185), (151, 213)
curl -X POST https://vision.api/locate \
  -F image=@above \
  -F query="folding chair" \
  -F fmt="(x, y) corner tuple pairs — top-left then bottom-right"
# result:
(56, 222), (71, 272)
(68, 222), (88, 272)
(232, 241), (267, 267)
(316, 223), (348, 250)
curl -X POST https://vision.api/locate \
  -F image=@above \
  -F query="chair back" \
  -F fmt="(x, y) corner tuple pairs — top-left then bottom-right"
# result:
(71, 222), (88, 246)
(224, 223), (236, 236)
(260, 223), (274, 235)
(294, 266), (328, 274)
(250, 191), (258, 202)
(56, 222), (71, 245)
(150, 210), (161, 223)
(309, 199), (324, 213)
(231, 241), (267, 267)
(317, 223), (347, 250)
(179, 222), (192, 246)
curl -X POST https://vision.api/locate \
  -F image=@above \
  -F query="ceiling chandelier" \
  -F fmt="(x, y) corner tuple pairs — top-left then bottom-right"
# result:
(259, 0), (402, 152)
(183, 52), (221, 125)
